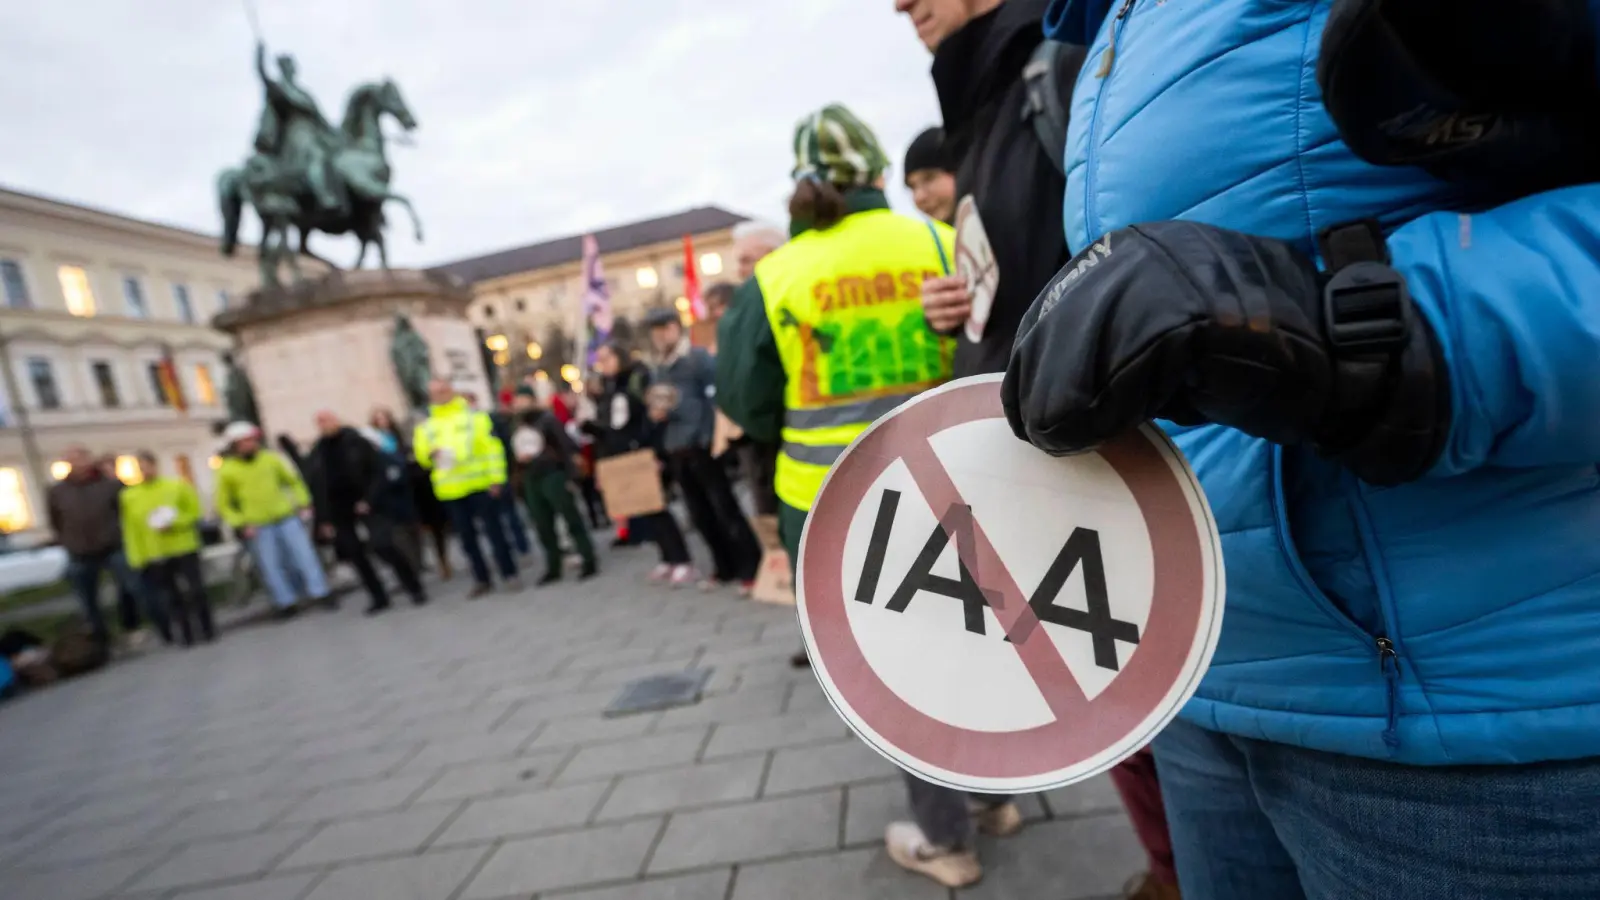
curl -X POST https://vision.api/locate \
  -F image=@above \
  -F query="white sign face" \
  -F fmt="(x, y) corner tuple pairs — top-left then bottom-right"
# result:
(512, 426), (546, 462)
(954, 196), (999, 344)
(610, 395), (631, 431)
(796, 374), (1223, 793)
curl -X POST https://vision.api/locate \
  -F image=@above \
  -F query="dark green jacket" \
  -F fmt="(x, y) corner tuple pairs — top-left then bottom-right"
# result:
(714, 188), (892, 448)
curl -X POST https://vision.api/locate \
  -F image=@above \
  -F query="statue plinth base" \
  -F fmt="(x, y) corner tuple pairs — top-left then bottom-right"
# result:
(215, 269), (491, 445)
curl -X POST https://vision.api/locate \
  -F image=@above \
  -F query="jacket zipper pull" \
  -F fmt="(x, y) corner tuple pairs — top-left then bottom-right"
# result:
(1376, 636), (1401, 752)
(1095, 0), (1138, 78)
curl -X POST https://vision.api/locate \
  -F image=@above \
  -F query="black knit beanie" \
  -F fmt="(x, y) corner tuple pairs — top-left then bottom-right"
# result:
(903, 126), (952, 184)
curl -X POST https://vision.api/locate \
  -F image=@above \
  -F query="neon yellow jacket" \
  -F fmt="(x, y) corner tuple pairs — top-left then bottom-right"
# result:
(215, 450), (310, 528)
(413, 397), (507, 501)
(119, 476), (202, 570)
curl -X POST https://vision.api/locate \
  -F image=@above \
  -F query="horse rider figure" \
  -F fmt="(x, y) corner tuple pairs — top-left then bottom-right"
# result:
(252, 41), (343, 215)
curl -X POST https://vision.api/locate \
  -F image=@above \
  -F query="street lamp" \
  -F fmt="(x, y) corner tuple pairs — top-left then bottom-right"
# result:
(560, 364), (579, 384)
(485, 333), (509, 352)
(526, 342), (542, 360)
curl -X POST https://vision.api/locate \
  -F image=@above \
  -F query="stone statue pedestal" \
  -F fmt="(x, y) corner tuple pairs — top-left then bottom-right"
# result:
(215, 269), (492, 446)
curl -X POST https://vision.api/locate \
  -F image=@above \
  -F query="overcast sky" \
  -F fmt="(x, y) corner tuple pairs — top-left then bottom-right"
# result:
(0, 0), (943, 269)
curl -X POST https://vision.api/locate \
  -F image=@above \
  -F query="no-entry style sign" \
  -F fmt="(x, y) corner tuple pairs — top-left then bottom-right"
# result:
(796, 374), (1224, 793)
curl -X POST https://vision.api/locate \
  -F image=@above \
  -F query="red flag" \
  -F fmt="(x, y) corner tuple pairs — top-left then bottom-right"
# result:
(682, 234), (704, 321)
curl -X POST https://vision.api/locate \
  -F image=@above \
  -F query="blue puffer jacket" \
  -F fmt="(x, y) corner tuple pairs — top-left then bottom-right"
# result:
(1046, 0), (1600, 765)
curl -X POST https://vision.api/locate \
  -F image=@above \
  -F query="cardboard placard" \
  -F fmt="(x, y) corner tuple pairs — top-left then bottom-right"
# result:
(751, 514), (782, 551)
(690, 319), (719, 351)
(751, 548), (795, 605)
(595, 450), (667, 520)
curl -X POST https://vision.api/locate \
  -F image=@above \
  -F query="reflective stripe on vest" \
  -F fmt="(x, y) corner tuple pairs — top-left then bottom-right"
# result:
(757, 209), (956, 511)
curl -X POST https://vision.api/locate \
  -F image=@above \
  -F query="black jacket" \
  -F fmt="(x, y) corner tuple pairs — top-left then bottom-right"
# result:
(587, 362), (656, 459)
(512, 409), (579, 477)
(308, 427), (410, 526)
(933, 0), (1074, 376)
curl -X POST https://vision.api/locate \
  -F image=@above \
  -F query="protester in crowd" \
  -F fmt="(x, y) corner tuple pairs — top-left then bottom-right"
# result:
(1001, 1), (1600, 897)
(572, 377), (611, 533)
(702, 282), (737, 325)
(714, 102), (1011, 888)
(95, 452), (149, 641)
(120, 451), (213, 645)
(414, 378), (520, 597)
(902, 125), (957, 223)
(371, 406), (453, 580)
(308, 411), (427, 614)
(485, 398), (535, 559)
(509, 387), (599, 582)
(897, 2), (1174, 895)
(48, 445), (151, 648)
(215, 422), (331, 618)
(732, 220), (787, 282)
(589, 343), (696, 585)
(644, 307), (762, 591)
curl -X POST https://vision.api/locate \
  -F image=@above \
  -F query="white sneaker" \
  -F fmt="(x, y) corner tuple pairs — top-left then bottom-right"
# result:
(648, 563), (672, 582)
(884, 821), (982, 888)
(669, 565), (696, 588)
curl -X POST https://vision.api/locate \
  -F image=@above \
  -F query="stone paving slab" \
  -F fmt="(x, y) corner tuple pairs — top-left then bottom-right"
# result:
(0, 545), (1143, 899)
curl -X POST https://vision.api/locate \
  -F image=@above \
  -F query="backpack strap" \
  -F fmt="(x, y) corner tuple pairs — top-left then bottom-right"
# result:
(1021, 40), (1087, 176)
(926, 221), (951, 275)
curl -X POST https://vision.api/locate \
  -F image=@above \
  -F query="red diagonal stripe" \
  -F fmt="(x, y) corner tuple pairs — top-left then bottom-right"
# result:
(901, 441), (1089, 722)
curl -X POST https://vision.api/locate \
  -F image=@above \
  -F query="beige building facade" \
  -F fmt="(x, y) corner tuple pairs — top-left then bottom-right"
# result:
(432, 207), (748, 386)
(0, 186), (260, 538)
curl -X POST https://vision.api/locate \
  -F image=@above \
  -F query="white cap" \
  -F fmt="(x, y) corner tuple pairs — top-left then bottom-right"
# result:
(221, 421), (261, 445)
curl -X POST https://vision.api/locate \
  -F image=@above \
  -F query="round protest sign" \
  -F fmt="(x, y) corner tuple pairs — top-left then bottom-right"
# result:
(796, 374), (1223, 793)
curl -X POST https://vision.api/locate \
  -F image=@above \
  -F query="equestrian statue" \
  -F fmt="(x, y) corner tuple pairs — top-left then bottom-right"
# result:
(217, 41), (424, 289)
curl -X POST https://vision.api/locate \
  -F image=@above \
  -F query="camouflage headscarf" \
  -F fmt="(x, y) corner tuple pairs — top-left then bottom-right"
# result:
(791, 103), (890, 188)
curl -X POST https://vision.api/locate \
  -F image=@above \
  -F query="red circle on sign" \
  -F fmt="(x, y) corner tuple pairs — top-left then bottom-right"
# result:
(799, 377), (1215, 785)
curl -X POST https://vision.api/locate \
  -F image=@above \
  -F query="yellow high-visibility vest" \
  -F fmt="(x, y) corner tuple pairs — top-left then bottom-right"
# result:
(413, 398), (507, 501)
(755, 208), (956, 511)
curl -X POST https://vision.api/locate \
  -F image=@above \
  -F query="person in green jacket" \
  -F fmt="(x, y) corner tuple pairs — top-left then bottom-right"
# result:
(510, 386), (598, 583)
(121, 451), (214, 645)
(216, 421), (330, 618)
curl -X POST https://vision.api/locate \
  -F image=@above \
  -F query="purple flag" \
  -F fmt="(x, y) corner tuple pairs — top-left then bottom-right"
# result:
(581, 234), (612, 360)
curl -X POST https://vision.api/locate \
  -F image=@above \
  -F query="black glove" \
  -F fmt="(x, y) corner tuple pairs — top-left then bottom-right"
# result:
(1001, 220), (1451, 486)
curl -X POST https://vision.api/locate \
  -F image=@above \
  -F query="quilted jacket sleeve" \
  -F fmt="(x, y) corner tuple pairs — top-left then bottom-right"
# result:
(1389, 184), (1600, 476)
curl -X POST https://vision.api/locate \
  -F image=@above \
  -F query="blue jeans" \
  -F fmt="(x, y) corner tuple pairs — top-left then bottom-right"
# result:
(1153, 717), (1600, 900)
(496, 485), (532, 555)
(248, 517), (329, 609)
(65, 549), (154, 643)
(445, 490), (517, 586)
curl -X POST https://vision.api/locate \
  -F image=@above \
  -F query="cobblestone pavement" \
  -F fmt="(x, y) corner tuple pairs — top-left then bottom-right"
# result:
(0, 544), (1144, 899)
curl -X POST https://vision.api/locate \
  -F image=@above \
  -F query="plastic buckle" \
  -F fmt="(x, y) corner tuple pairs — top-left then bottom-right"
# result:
(1322, 261), (1410, 354)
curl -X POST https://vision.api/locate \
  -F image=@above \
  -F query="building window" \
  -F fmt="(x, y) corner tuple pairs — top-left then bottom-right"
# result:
(481, 303), (496, 320)
(58, 265), (96, 317)
(90, 360), (120, 408)
(700, 252), (724, 276)
(147, 362), (171, 407)
(194, 363), (216, 405)
(49, 460), (71, 481)
(216, 289), (231, 312)
(0, 468), (32, 533)
(26, 358), (60, 410)
(1, 259), (30, 309)
(121, 276), (148, 318)
(635, 266), (659, 289)
(172, 283), (195, 323)
(515, 298), (526, 312)
(671, 263), (684, 278)
(114, 455), (143, 485)
(175, 454), (194, 483)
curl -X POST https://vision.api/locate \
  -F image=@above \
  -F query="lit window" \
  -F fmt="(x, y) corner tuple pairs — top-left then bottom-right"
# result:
(485, 333), (509, 352)
(1, 259), (30, 309)
(114, 455), (143, 485)
(122, 276), (148, 318)
(533, 370), (549, 382)
(526, 342), (543, 360)
(172, 284), (195, 323)
(674, 296), (690, 312)
(559, 364), (579, 383)
(175, 454), (194, 483)
(26, 357), (60, 410)
(699, 252), (723, 276)
(635, 266), (659, 288)
(49, 460), (71, 481)
(194, 364), (216, 405)
(208, 455), (223, 471)
(147, 362), (170, 407)
(58, 265), (96, 317)
(492, 349), (509, 366)
(0, 468), (32, 532)
(90, 360), (120, 408)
